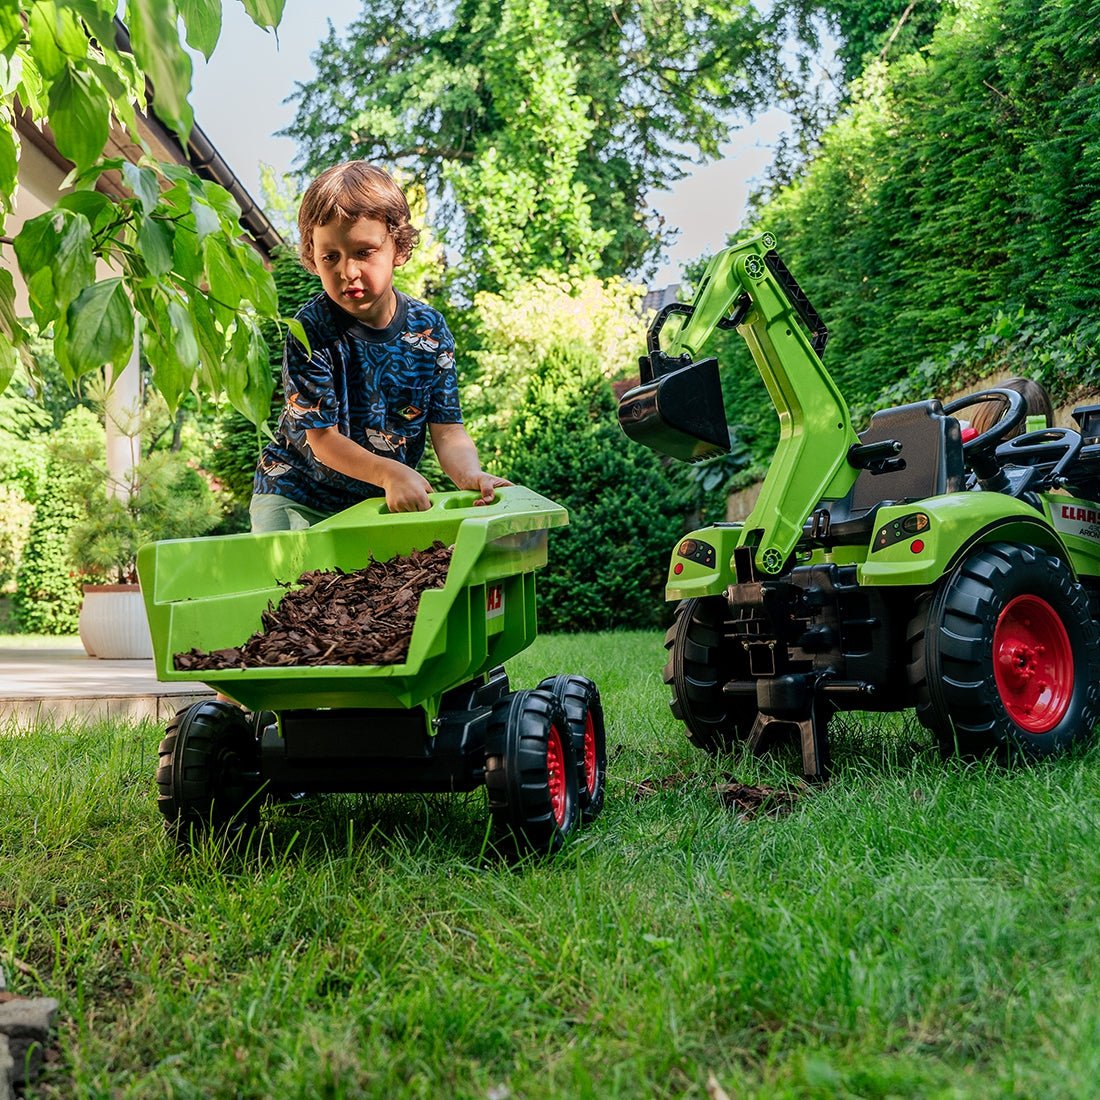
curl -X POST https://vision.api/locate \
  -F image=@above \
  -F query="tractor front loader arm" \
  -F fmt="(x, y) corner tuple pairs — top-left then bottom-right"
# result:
(619, 231), (862, 576)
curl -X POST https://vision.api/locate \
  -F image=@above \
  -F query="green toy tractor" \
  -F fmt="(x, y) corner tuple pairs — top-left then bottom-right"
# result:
(618, 231), (1100, 777)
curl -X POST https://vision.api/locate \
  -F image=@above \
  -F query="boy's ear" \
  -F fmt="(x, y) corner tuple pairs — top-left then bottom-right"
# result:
(393, 247), (410, 269)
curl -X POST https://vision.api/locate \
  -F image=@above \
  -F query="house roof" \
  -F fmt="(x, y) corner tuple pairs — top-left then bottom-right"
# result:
(111, 19), (284, 260)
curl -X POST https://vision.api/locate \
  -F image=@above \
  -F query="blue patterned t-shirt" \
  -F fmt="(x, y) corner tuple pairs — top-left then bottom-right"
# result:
(253, 290), (463, 514)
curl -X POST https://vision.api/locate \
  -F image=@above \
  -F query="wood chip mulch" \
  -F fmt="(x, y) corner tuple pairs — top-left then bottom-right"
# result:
(173, 540), (453, 671)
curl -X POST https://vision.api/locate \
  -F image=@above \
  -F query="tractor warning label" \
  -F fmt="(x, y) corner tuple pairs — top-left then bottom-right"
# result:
(486, 584), (505, 620)
(1053, 503), (1100, 543)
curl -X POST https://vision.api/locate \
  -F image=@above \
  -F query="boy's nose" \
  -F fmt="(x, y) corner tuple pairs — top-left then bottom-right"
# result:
(343, 257), (362, 281)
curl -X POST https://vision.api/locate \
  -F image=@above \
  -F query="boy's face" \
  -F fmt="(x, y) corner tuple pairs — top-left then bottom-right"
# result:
(312, 216), (408, 327)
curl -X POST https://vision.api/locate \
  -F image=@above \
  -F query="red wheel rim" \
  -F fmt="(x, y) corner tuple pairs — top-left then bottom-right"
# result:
(993, 594), (1073, 733)
(583, 711), (597, 796)
(547, 724), (567, 825)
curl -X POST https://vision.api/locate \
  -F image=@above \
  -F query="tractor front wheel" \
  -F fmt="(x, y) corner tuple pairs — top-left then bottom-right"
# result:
(908, 543), (1100, 758)
(664, 597), (756, 754)
(485, 689), (580, 853)
(156, 700), (262, 842)
(538, 675), (606, 822)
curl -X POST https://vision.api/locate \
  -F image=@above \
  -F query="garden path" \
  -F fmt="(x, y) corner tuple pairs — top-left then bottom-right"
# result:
(0, 638), (212, 726)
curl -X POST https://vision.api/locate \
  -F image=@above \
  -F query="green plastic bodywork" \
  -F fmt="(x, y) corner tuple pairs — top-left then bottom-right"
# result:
(660, 232), (860, 577)
(667, 493), (1100, 599)
(137, 486), (567, 716)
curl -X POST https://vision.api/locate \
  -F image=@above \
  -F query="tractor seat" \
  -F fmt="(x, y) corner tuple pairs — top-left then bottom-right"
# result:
(809, 399), (965, 545)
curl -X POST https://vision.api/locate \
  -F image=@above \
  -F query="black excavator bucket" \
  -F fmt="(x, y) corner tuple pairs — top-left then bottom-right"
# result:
(617, 356), (731, 462)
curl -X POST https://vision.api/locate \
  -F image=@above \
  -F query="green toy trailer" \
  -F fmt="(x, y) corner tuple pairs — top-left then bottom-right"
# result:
(618, 231), (1100, 777)
(138, 486), (606, 852)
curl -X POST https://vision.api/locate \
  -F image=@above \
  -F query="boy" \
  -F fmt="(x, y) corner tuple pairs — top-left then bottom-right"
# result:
(250, 161), (510, 532)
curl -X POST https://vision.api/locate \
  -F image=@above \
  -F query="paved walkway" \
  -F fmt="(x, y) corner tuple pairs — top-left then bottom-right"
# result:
(0, 638), (213, 726)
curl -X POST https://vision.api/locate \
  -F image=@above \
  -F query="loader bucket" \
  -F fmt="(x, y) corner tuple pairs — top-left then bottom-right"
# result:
(617, 357), (730, 462)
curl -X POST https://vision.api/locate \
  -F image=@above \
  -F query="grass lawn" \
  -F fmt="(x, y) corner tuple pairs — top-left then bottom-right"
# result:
(3, 629), (1100, 1098)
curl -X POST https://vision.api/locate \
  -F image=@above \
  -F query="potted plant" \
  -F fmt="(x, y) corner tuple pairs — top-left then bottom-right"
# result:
(72, 448), (223, 658)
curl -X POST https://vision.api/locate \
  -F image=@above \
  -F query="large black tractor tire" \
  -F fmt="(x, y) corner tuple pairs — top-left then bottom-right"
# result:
(664, 596), (757, 755)
(537, 674), (607, 823)
(908, 543), (1100, 759)
(156, 700), (262, 842)
(485, 688), (580, 854)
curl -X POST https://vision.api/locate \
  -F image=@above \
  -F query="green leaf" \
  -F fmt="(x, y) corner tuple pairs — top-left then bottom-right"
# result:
(239, 0), (285, 31)
(190, 195), (220, 242)
(284, 317), (311, 357)
(56, 190), (113, 233)
(47, 65), (111, 173)
(127, 0), (194, 145)
(28, 2), (87, 81)
(122, 162), (160, 215)
(235, 241), (279, 315)
(65, 277), (135, 378)
(142, 296), (186, 413)
(179, 0), (223, 60)
(190, 292), (227, 391)
(136, 216), (175, 277)
(0, 115), (16, 213)
(167, 298), (200, 376)
(53, 212), (96, 310)
(14, 212), (62, 325)
(203, 235), (249, 310)
(227, 316), (273, 424)
(0, 3), (22, 59)
(0, 266), (23, 346)
(0, 331), (16, 395)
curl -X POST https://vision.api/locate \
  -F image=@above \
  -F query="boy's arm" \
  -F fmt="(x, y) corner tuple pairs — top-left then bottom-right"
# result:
(306, 427), (435, 512)
(430, 422), (512, 505)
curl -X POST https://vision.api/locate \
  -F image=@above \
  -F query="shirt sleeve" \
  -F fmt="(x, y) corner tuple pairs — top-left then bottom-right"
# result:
(282, 312), (340, 431)
(427, 314), (464, 424)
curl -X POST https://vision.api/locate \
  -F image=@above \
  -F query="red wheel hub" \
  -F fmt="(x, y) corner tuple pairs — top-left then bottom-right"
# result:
(583, 712), (597, 796)
(546, 724), (567, 825)
(993, 594), (1073, 733)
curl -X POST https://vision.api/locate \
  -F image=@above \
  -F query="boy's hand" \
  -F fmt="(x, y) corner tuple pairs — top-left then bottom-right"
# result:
(471, 472), (513, 506)
(382, 464), (434, 512)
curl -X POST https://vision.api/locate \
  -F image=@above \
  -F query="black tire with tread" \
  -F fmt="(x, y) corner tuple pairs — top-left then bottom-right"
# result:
(664, 596), (756, 754)
(156, 700), (262, 841)
(484, 688), (580, 853)
(537, 674), (606, 822)
(907, 542), (1100, 759)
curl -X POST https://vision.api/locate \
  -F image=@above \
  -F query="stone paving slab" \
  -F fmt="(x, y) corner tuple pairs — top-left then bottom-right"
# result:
(0, 639), (212, 726)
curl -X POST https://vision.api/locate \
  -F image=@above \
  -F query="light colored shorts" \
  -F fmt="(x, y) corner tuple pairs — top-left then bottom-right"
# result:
(248, 493), (330, 533)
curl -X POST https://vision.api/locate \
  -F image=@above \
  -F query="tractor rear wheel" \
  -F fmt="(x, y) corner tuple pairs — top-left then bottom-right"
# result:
(664, 597), (756, 754)
(485, 689), (580, 853)
(908, 542), (1100, 758)
(156, 700), (262, 842)
(538, 675), (606, 822)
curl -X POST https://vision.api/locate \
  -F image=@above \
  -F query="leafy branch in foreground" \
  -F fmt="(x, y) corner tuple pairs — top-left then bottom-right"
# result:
(0, 0), (291, 424)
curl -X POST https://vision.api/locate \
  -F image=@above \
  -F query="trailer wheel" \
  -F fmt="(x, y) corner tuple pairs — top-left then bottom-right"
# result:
(485, 689), (580, 853)
(664, 597), (756, 754)
(156, 700), (262, 842)
(908, 543), (1100, 758)
(538, 675), (606, 822)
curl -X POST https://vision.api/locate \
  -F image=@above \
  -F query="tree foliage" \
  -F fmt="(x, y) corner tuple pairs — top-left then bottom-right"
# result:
(0, 0), (286, 423)
(284, 0), (790, 291)
(707, 0), (1100, 456)
(482, 342), (691, 632)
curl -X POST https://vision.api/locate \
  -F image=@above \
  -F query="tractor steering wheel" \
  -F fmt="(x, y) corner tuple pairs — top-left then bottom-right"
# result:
(943, 388), (1027, 484)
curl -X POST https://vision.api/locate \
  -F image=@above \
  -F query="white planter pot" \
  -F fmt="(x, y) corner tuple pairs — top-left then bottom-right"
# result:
(78, 584), (154, 660)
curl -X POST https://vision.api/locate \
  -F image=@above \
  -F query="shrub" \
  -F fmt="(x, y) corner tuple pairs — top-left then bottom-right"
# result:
(13, 407), (104, 633)
(482, 342), (691, 632)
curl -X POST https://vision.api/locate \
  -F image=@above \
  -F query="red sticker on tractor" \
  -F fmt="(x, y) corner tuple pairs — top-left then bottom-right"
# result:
(486, 584), (505, 620)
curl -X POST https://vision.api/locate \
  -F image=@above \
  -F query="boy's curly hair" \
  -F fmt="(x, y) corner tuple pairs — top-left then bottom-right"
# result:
(297, 162), (421, 272)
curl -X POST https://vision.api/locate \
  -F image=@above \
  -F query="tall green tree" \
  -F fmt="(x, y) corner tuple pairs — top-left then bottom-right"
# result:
(0, 0), (291, 424)
(284, 0), (790, 291)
